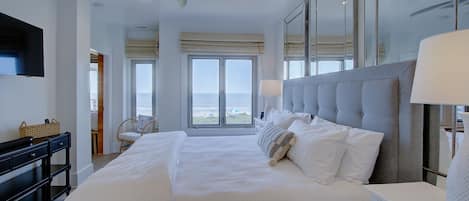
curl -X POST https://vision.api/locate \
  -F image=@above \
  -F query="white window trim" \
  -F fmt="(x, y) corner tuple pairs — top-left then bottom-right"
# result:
(188, 55), (258, 129)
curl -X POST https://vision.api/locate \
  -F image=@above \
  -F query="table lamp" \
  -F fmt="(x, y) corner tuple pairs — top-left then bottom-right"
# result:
(411, 29), (469, 159)
(260, 80), (282, 119)
(422, 29), (469, 201)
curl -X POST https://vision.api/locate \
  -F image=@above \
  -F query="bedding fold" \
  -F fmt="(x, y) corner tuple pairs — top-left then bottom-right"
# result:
(65, 131), (187, 201)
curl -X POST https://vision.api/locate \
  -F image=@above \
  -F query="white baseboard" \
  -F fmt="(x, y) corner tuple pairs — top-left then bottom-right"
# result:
(71, 163), (94, 187)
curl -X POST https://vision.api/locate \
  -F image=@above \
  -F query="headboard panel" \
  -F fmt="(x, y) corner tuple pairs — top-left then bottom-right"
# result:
(283, 61), (423, 184)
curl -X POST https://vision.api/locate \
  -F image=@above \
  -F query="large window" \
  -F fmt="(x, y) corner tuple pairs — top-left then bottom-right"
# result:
(131, 60), (156, 117)
(190, 56), (256, 128)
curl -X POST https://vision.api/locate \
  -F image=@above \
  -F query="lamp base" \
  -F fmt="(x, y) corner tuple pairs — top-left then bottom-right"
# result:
(447, 112), (469, 201)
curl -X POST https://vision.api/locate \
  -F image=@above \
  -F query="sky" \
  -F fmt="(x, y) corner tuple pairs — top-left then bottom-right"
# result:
(130, 59), (253, 94)
(135, 63), (153, 93)
(192, 59), (252, 94)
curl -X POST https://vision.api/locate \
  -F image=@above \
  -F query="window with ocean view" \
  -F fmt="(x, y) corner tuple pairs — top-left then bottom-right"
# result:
(190, 56), (255, 128)
(131, 60), (156, 117)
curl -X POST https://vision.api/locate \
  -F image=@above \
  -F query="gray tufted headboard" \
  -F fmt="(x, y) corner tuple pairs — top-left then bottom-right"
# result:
(283, 61), (424, 184)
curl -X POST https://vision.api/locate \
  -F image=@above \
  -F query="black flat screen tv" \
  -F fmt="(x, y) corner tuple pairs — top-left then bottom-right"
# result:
(0, 12), (44, 77)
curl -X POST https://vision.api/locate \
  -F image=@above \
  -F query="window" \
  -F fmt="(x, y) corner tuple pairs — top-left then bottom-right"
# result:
(284, 58), (305, 80)
(285, 58), (354, 80)
(89, 63), (98, 111)
(131, 60), (156, 117)
(190, 56), (256, 128)
(317, 60), (342, 75)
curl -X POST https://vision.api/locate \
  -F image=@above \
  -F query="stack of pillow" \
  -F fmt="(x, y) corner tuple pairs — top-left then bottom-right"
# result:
(256, 111), (384, 185)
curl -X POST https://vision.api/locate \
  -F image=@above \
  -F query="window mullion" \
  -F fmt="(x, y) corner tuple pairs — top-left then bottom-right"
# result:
(219, 56), (226, 127)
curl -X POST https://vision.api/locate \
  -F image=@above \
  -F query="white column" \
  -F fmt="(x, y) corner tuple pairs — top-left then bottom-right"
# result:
(56, 0), (92, 186)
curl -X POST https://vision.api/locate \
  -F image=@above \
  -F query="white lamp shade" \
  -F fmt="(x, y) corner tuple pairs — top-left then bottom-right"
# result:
(260, 80), (282, 97)
(411, 30), (469, 106)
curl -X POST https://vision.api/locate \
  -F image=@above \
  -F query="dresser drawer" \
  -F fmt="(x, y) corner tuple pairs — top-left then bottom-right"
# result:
(12, 144), (48, 169)
(0, 156), (12, 175)
(50, 135), (69, 153)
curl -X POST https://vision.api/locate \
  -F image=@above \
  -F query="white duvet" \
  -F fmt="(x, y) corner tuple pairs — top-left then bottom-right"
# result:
(65, 131), (186, 201)
(66, 132), (372, 201)
(174, 135), (371, 201)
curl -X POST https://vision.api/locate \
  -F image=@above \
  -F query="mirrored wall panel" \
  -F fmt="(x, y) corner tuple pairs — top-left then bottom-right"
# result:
(365, 0), (455, 65)
(311, 0), (354, 75)
(460, 0), (469, 29)
(284, 3), (306, 80)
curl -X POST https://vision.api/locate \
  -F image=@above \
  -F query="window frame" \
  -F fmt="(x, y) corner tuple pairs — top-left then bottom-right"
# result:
(131, 59), (157, 118)
(188, 55), (257, 129)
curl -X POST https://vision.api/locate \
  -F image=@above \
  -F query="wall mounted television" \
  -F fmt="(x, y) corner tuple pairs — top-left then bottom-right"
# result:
(0, 12), (44, 77)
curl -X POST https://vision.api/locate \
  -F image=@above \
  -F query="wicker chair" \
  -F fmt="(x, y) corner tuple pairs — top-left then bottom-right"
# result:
(117, 115), (158, 152)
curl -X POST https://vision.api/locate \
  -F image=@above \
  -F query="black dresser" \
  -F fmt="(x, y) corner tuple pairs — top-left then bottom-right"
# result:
(0, 132), (71, 201)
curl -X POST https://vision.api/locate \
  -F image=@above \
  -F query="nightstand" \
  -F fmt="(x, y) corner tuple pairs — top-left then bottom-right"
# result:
(365, 182), (445, 201)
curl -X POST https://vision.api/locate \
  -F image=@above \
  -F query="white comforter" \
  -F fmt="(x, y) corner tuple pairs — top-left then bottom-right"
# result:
(65, 131), (186, 201)
(66, 133), (371, 201)
(174, 135), (371, 201)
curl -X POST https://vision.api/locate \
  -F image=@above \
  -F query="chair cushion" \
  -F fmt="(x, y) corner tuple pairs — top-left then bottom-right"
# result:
(137, 115), (154, 133)
(119, 132), (142, 142)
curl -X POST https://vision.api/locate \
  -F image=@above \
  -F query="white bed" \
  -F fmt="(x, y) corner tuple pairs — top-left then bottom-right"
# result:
(66, 132), (371, 201)
(174, 135), (371, 201)
(66, 61), (423, 201)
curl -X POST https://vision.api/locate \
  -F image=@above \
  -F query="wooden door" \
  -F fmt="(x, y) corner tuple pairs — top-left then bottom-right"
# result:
(97, 54), (104, 154)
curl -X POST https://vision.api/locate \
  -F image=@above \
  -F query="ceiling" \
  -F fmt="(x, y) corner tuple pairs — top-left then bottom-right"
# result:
(91, 0), (296, 31)
(91, 0), (160, 30)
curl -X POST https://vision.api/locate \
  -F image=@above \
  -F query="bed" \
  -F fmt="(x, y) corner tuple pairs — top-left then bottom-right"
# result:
(66, 61), (423, 201)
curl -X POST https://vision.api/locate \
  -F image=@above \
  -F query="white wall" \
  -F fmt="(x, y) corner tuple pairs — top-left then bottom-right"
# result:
(56, 0), (92, 186)
(109, 26), (127, 152)
(0, 0), (57, 142)
(157, 17), (284, 132)
(158, 19), (183, 131)
(90, 20), (127, 154)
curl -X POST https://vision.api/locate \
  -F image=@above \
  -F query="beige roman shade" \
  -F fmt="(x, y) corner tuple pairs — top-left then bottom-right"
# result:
(285, 35), (353, 59)
(180, 32), (264, 54)
(126, 35), (159, 58)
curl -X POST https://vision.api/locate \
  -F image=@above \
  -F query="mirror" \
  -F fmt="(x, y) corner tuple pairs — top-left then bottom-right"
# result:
(311, 0), (354, 75)
(284, 3), (306, 80)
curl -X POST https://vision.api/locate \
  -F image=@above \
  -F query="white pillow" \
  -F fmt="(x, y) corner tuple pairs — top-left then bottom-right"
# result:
(337, 128), (384, 184)
(267, 110), (309, 129)
(293, 112), (313, 124)
(311, 116), (350, 130)
(287, 120), (348, 184)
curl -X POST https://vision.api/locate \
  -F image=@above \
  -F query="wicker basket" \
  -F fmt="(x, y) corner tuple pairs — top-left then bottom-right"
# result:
(19, 119), (60, 138)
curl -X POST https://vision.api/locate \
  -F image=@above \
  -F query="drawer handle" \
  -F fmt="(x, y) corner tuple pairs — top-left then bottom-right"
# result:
(30, 153), (36, 157)
(59, 142), (64, 146)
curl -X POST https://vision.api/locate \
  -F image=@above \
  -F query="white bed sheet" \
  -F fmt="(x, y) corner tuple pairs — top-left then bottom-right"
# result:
(65, 131), (186, 201)
(173, 135), (371, 201)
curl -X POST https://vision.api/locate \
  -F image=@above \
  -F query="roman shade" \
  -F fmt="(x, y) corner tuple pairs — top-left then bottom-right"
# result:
(126, 38), (159, 58)
(180, 32), (264, 54)
(285, 35), (353, 59)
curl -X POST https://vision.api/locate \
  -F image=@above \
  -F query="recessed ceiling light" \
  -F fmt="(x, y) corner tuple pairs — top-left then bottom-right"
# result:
(92, 2), (104, 7)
